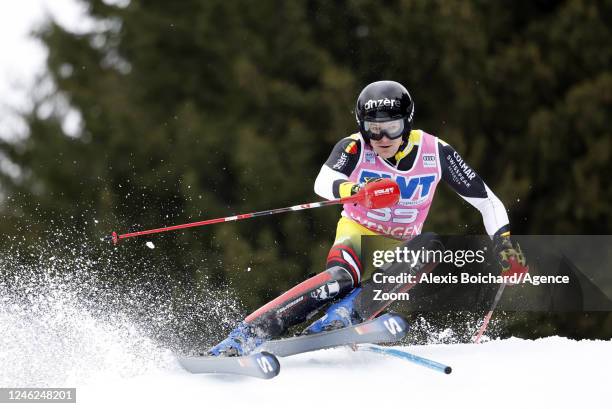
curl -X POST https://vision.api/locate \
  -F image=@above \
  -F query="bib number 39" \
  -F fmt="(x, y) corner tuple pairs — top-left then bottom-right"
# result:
(367, 208), (418, 223)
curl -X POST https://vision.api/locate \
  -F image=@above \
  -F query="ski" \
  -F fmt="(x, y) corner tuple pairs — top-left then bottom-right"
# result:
(177, 351), (280, 379)
(256, 312), (408, 357)
(355, 343), (452, 374)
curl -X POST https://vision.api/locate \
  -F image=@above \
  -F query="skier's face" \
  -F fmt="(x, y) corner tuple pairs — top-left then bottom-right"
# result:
(370, 135), (403, 159)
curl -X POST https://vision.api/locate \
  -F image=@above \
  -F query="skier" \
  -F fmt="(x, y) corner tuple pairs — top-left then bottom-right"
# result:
(208, 80), (528, 356)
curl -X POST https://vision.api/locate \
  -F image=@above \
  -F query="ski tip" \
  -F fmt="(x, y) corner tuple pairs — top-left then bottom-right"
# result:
(254, 351), (281, 379)
(176, 351), (280, 379)
(378, 313), (409, 341)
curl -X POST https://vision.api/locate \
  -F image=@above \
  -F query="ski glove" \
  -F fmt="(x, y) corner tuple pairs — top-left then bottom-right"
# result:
(339, 177), (385, 199)
(494, 234), (529, 285)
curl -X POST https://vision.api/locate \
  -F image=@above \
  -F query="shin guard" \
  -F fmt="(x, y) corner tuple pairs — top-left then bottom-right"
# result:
(244, 266), (355, 337)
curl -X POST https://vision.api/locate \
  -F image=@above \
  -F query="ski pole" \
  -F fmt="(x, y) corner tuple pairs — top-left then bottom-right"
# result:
(103, 178), (400, 245)
(473, 283), (506, 343)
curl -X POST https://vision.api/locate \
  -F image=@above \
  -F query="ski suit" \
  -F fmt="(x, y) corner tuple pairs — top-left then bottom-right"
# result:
(243, 130), (510, 336)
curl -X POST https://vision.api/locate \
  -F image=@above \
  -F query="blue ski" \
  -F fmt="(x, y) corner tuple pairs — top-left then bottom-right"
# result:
(256, 312), (408, 357)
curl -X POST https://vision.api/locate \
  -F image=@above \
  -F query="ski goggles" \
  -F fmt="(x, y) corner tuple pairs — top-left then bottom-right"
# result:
(363, 118), (405, 140)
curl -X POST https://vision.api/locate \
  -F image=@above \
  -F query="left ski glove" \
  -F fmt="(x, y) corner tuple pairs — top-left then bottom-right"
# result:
(494, 234), (529, 284)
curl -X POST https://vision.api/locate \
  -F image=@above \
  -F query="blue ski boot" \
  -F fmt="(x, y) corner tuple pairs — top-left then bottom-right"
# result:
(207, 322), (267, 357)
(303, 287), (363, 334)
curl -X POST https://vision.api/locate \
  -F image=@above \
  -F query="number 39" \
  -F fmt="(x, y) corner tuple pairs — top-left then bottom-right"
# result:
(366, 208), (418, 223)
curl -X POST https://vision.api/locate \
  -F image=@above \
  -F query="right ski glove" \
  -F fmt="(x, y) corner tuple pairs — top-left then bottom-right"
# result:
(338, 177), (385, 199)
(340, 178), (399, 209)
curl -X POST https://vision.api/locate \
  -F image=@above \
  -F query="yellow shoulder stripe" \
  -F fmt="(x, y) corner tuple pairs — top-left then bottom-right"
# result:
(408, 129), (422, 145)
(394, 130), (422, 161)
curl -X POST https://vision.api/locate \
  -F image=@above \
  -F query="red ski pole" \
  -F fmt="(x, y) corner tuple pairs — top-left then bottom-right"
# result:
(472, 283), (506, 343)
(473, 249), (529, 343)
(103, 179), (400, 245)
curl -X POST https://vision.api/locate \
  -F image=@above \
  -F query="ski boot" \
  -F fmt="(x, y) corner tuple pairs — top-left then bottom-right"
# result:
(207, 322), (267, 357)
(303, 287), (363, 334)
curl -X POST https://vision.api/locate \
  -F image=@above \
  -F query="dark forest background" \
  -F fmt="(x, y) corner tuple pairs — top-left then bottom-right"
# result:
(1, 0), (611, 339)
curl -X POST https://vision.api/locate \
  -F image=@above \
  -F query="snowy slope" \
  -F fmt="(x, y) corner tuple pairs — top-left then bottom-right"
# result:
(1, 251), (609, 409)
(2, 284), (609, 409)
(7, 337), (603, 409)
